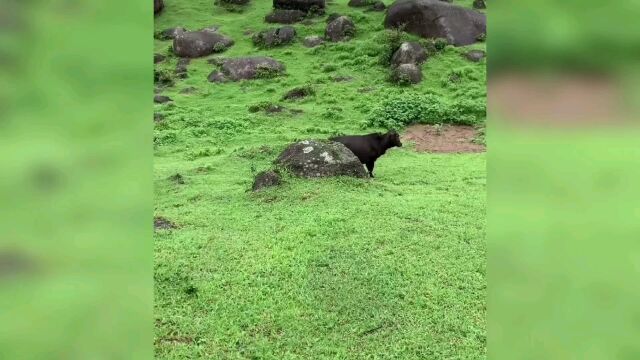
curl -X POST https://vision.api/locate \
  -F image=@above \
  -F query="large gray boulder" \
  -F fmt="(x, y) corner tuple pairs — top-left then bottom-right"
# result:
(273, 0), (325, 12)
(252, 26), (296, 48)
(276, 140), (368, 178)
(210, 57), (286, 82)
(325, 16), (356, 42)
(391, 42), (427, 67)
(172, 30), (234, 58)
(384, 0), (486, 46)
(464, 49), (486, 62)
(154, 0), (164, 15)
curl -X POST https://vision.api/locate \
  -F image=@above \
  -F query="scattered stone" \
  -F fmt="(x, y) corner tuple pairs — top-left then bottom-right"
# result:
(219, 57), (285, 81)
(391, 63), (422, 84)
(248, 102), (286, 113)
(276, 140), (368, 178)
(464, 49), (486, 62)
(283, 85), (315, 100)
(243, 29), (254, 35)
(384, 0), (486, 46)
(252, 26), (296, 48)
(252, 170), (282, 191)
(154, 95), (173, 103)
(175, 58), (190, 79)
(154, 0), (164, 15)
(154, 113), (165, 122)
(207, 57), (226, 66)
(303, 35), (325, 47)
(391, 42), (427, 67)
(348, 0), (371, 6)
(369, 1), (386, 11)
(180, 86), (198, 94)
(155, 27), (187, 40)
(265, 9), (307, 24)
(207, 71), (228, 83)
(325, 16), (356, 42)
(154, 216), (177, 230)
(274, 0), (325, 13)
(154, 53), (166, 63)
(331, 75), (354, 82)
(473, 0), (486, 9)
(172, 30), (234, 58)
(168, 173), (185, 184)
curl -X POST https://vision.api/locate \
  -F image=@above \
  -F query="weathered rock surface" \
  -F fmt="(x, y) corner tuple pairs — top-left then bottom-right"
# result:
(391, 42), (427, 67)
(325, 16), (356, 42)
(303, 35), (324, 47)
(368, 1), (386, 11)
(154, 95), (173, 103)
(172, 30), (234, 58)
(464, 49), (485, 62)
(155, 27), (186, 40)
(252, 170), (282, 191)
(175, 58), (190, 79)
(154, 53), (166, 63)
(391, 63), (422, 84)
(265, 9), (307, 24)
(275, 140), (368, 178)
(252, 26), (296, 48)
(211, 57), (286, 82)
(384, 0), (486, 46)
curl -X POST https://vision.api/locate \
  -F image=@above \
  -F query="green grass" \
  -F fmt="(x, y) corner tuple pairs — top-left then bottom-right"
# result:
(154, 0), (486, 358)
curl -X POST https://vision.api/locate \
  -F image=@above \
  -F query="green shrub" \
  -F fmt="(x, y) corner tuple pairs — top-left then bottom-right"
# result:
(363, 93), (485, 128)
(185, 147), (224, 160)
(255, 65), (281, 79)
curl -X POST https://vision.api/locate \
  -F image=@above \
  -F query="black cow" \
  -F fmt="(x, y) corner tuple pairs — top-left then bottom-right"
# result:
(330, 130), (402, 178)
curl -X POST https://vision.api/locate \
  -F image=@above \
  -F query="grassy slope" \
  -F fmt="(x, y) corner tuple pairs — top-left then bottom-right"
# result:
(154, 0), (486, 358)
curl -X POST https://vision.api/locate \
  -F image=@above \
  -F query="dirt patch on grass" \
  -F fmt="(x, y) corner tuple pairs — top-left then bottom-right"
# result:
(403, 125), (485, 153)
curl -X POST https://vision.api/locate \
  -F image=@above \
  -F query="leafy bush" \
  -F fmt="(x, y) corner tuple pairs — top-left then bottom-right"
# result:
(363, 93), (485, 128)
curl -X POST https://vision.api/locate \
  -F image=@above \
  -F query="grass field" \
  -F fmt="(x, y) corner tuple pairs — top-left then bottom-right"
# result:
(154, 0), (486, 358)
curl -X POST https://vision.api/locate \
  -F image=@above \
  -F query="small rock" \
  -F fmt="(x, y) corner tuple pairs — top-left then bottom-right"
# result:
(252, 26), (296, 48)
(273, 0), (326, 13)
(369, 1), (386, 11)
(180, 86), (198, 94)
(265, 9), (307, 24)
(391, 42), (427, 67)
(208, 71), (228, 83)
(154, 53), (166, 63)
(464, 49), (486, 62)
(172, 30), (234, 58)
(154, 113), (165, 122)
(168, 173), (185, 184)
(252, 170), (282, 191)
(283, 85), (314, 100)
(303, 35), (325, 47)
(155, 27), (187, 40)
(154, 216), (176, 230)
(275, 140), (368, 178)
(175, 58), (190, 79)
(154, 95), (173, 103)
(473, 0), (486, 9)
(391, 63), (422, 84)
(325, 16), (356, 42)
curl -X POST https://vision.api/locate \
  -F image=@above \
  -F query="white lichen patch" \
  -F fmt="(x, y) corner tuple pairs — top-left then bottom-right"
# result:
(301, 140), (310, 145)
(303, 146), (314, 154)
(319, 151), (335, 164)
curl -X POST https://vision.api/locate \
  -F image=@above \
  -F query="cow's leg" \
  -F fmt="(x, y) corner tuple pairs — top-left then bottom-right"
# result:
(365, 162), (375, 178)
